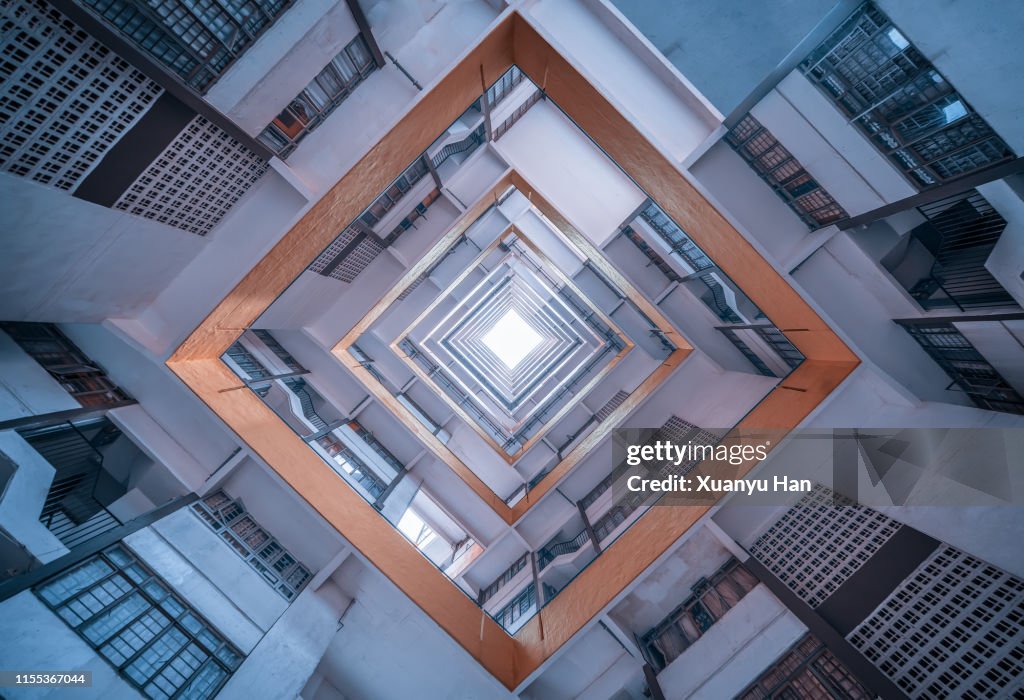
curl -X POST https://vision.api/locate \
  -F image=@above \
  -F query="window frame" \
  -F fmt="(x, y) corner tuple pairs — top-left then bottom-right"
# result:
(34, 544), (244, 699)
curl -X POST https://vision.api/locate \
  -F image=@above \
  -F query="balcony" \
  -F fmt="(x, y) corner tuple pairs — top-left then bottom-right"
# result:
(20, 420), (124, 551)
(717, 324), (805, 378)
(640, 558), (759, 671)
(897, 317), (1024, 414)
(882, 190), (1017, 311)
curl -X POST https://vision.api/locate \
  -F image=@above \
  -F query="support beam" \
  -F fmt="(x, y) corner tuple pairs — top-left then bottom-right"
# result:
(0, 401), (136, 433)
(0, 494), (197, 602)
(344, 0), (385, 69)
(642, 663), (667, 700)
(578, 500), (602, 555)
(837, 157), (1024, 230)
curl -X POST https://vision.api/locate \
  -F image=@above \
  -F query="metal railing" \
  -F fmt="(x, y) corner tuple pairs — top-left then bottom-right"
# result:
(431, 124), (485, 169)
(21, 421), (122, 550)
(537, 530), (591, 570)
(493, 89), (542, 140)
(638, 207), (742, 323)
(352, 422), (405, 474)
(718, 325), (804, 378)
(284, 378), (329, 431)
(479, 553), (529, 604)
(252, 330), (306, 373)
(905, 190), (1015, 311)
(226, 341), (271, 380)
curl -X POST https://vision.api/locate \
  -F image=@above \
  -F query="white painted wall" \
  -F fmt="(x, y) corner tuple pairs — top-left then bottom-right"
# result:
(658, 585), (807, 700)
(0, 430), (68, 565)
(120, 170), (308, 357)
(979, 178), (1024, 308)
(0, 331), (80, 422)
(207, 0), (360, 133)
(218, 582), (350, 699)
(773, 71), (917, 205)
(493, 100), (647, 249)
(58, 324), (240, 479)
(525, 0), (718, 163)
(0, 592), (142, 699)
(0, 174), (205, 323)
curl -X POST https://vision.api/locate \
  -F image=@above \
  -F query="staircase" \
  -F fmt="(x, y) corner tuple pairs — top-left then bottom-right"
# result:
(285, 378), (328, 431)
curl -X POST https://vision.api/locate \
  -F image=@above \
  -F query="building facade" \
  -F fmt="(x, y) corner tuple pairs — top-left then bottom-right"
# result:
(1, 0), (1022, 698)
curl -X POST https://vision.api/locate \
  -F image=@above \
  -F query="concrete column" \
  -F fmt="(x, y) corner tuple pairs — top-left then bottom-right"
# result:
(218, 582), (350, 698)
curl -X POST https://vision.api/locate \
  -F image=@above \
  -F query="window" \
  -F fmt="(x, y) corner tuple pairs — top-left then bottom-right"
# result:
(493, 582), (536, 632)
(0, 323), (131, 407)
(726, 115), (848, 229)
(750, 485), (901, 607)
(848, 545), (1024, 698)
(79, 0), (294, 93)
(191, 491), (312, 600)
(258, 35), (376, 157)
(801, 3), (1013, 188)
(641, 559), (759, 671)
(739, 633), (872, 699)
(112, 116), (268, 236)
(35, 545), (243, 698)
(1, 1), (163, 191)
(397, 507), (437, 550)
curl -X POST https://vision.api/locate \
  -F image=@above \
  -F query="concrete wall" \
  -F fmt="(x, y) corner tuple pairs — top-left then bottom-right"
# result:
(525, 0), (718, 162)
(0, 592), (142, 699)
(59, 324), (239, 485)
(0, 331), (80, 422)
(219, 582), (350, 699)
(494, 100), (647, 249)
(657, 584), (807, 700)
(608, 0), (835, 115)
(0, 431), (68, 565)
(0, 175), (205, 324)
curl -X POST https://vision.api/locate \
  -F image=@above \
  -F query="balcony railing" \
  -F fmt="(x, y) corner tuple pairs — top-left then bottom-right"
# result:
(726, 114), (848, 229)
(284, 378), (329, 431)
(902, 190), (1015, 311)
(351, 422), (406, 475)
(537, 530), (591, 570)
(897, 317), (1024, 415)
(493, 581), (536, 632)
(431, 124), (486, 169)
(479, 553), (529, 604)
(252, 330), (307, 373)
(1, 323), (132, 408)
(718, 324), (805, 378)
(638, 207), (742, 323)
(315, 433), (389, 500)
(192, 490), (312, 600)
(641, 559), (759, 671)
(226, 341), (271, 381)
(21, 420), (123, 550)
